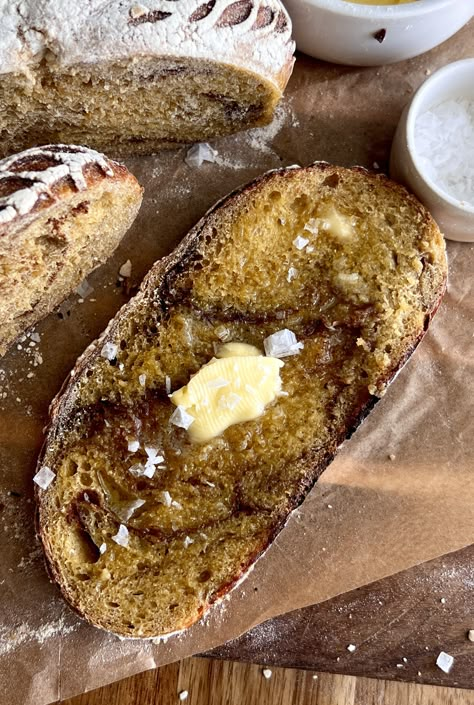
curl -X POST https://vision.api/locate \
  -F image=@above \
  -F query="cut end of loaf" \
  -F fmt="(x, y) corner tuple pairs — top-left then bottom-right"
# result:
(0, 145), (143, 355)
(37, 164), (447, 638)
(0, 58), (284, 158)
(0, 0), (294, 156)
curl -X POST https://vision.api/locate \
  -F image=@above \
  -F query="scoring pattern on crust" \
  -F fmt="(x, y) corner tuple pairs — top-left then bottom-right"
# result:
(0, 145), (114, 226)
(0, 1), (294, 91)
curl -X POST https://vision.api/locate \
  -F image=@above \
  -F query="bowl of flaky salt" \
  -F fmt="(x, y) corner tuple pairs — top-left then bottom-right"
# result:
(390, 58), (474, 243)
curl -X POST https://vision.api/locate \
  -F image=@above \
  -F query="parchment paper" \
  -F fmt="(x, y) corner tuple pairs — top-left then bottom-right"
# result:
(0, 21), (473, 705)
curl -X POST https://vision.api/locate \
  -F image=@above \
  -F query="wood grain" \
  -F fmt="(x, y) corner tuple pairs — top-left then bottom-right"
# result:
(62, 657), (474, 705)
(210, 545), (474, 689)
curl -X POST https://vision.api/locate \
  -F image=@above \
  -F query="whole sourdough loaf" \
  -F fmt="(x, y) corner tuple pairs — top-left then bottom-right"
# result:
(0, 144), (143, 356)
(37, 163), (447, 637)
(0, 0), (295, 157)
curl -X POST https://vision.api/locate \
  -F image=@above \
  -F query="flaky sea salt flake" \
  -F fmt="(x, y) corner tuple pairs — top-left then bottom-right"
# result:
(112, 524), (129, 548)
(287, 266), (297, 282)
(145, 446), (164, 463)
(185, 143), (218, 168)
(304, 218), (319, 235)
(264, 329), (303, 358)
(347, 644), (357, 653)
(162, 490), (172, 507)
(436, 651), (454, 674)
(262, 668), (272, 679)
(128, 439), (140, 453)
(170, 405), (195, 430)
(75, 278), (94, 298)
(139, 373), (147, 387)
(100, 342), (118, 360)
(33, 466), (55, 490)
(293, 235), (309, 250)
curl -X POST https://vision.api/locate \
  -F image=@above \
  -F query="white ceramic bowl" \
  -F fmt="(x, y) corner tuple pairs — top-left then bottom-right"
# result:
(390, 59), (474, 242)
(284, 0), (474, 66)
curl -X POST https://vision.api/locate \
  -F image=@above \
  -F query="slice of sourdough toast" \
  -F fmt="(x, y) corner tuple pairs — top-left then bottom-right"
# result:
(36, 163), (447, 638)
(0, 145), (143, 356)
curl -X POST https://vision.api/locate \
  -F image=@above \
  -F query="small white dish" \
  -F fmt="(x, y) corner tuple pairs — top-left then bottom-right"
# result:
(390, 59), (474, 242)
(284, 0), (473, 66)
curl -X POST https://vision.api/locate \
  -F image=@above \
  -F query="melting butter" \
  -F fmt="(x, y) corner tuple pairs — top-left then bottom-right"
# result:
(170, 342), (284, 442)
(319, 205), (356, 241)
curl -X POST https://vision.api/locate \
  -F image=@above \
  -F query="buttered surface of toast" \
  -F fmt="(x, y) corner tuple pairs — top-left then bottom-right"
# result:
(37, 165), (447, 637)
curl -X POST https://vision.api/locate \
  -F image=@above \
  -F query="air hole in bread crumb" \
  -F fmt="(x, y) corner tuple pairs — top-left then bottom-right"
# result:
(269, 190), (282, 202)
(120, 340), (127, 350)
(79, 472), (93, 487)
(291, 194), (309, 214)
(108, 601), (120, 608)
(169, 603), (179, 611)
(322, 173), (340, 189)
(64, 460), (78, 477)
(198, 569), (212, 583)
(77, 573), (91, 581)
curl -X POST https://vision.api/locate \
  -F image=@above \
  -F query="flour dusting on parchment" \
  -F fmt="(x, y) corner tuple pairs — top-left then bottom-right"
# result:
(0, 615), (78, 657)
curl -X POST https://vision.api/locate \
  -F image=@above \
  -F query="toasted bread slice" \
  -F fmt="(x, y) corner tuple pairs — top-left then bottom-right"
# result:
(0, 145), (143, 355)
(36, 163), (447, 637)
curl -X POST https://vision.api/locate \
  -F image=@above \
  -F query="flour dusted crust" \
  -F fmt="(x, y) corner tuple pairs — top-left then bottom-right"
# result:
(0, 145), (114, 228)
(0, 144), (143, 355)
(0, 0), (294, 89)
(0, 1), (294, 155)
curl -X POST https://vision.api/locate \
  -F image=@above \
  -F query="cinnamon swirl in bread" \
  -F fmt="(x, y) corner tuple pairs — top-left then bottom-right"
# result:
(0, 0), (295, 156)
(37, 163), (446, 637)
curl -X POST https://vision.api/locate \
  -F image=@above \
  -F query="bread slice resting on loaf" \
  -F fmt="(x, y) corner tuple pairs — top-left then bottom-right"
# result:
(0, 0), (295, 157)
(0, 144), (143, 356)
(36, 163), (447, 638)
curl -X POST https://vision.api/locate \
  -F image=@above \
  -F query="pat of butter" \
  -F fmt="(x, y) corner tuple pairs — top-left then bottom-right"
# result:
(170, 343), (284, 442)
(320, 205), (355, 241)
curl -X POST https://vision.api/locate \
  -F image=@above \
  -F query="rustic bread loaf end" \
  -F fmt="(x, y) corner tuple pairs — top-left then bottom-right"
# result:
(0, 0), (295, 156)
(0, 144), (143, 356)
(37, 164), (447, 638)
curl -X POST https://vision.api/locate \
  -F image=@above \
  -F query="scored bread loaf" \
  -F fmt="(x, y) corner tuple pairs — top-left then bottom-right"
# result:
(37, 163), (447, 638)
(0, 144), (143, 356)
(0, 0), (295, 157)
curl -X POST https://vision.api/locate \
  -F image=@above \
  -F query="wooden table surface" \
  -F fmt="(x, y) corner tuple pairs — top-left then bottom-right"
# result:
(63, 658), (474, 705)
(62, 544), (474, 704)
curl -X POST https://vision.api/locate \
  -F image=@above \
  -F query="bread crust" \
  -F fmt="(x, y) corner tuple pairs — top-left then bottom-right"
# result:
(36, 163), (447, 637)
(0, 144), (143, 354)
(0, 1), (295, 155)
